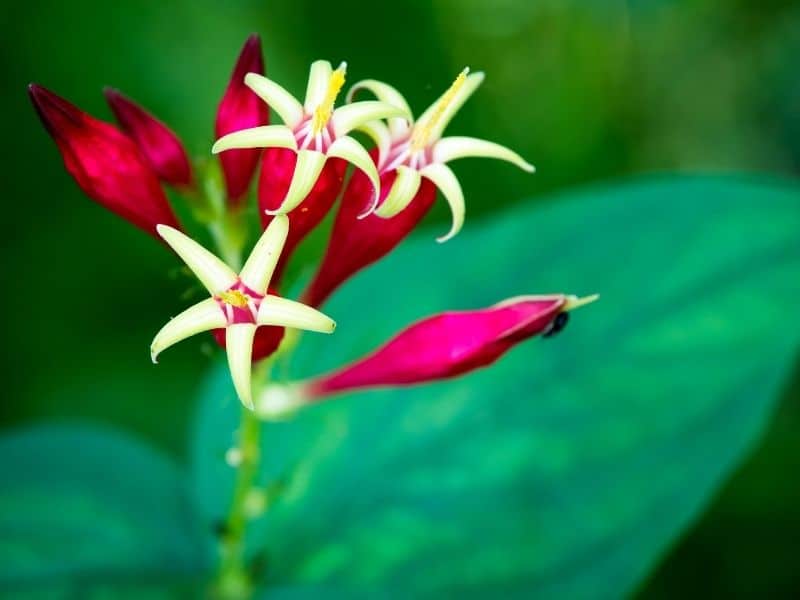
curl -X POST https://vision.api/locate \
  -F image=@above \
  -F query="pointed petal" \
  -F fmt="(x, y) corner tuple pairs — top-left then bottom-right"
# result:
(257, 295), (336, 333)
(375, 166), (422, 218)
(331, 101), (410, 138)
(563, 294), (600, 311)
(150, 298), (226, 363)
(326, 136), (381, 217)
(420, 163), (465, 243)
(303, 60), (333, 112)
(244, 73), (304, 128)
(156, 225), (238, 294)
(433, 136), (535, 172)
(226, 324), (257, 409)
(347, 79), (412, 138)
(212, 125), (297, 154)
(416, 71), (485, 143)
(265, 150), (327, 215)
(354, 119), (392, 169)
(239, 215), (289, 294)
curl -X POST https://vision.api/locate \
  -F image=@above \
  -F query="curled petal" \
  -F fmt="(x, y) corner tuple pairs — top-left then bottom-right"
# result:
(433, 136), (534, 173)
(257, 295), (336, 333)
(355, 119), (392, 170)
(226, 323), (257, 409)
(419, 163), (464, 243)
(104, 88), (193, 187)
(265, 150), (327, 215)
(326, 136), (380, 217)
(347, 79), (412, 138)
(303, 60), (333, 113)
(244, 73), (304, 128)
(331, 101), (409, 138)
(415, 71), (485, 144)
(28, 84), (179, 237)
(151, 299), (226, 363)
(216, 35), (270, 202)
(239, 215), (289, 294)
(156, 225), (238, 295)
(375, 166), (422, 218)
(307, 295), (595, 398)
(212, 125), (297, 154)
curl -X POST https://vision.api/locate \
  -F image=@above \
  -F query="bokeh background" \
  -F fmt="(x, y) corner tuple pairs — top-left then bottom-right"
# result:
(1, 0), (798, 596)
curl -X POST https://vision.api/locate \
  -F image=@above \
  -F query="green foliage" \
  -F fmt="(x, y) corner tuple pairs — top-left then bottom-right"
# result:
(0, 425), (208, 596)
(192, 176), (800, 596)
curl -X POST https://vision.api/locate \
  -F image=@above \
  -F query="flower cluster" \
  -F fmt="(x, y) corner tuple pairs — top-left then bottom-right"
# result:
(29, 35), (596, 410)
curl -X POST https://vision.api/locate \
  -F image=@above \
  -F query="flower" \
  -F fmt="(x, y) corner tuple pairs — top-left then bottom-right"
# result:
(301, 69), (533, 307)
(255, 294), (597, 418)
(28, 84), (180, 237)
(151, 216), (336, 408)
(215, 34), (270, 204)
(211, 60), (409, 217)
(104, 88), (194, 188)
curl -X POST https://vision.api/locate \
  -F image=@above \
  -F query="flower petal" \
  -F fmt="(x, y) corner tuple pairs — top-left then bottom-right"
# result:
(303, 60), (333, 113)
(433, 136), (534, 172)
(415, 71), (485, 144)
(239, 215), (289, 294)
(156, 225), (238, 295)
(419, 163), (465, 243)
(257, 295), (336, 333)
(354, 119), (392, 170)
(346, 79), (412, 138)
(264, 150), (327, 215)
(244, 73), (304, 128)
(150, 298), (226, 363)
(104, 88), (194, 187)
(375, 166), (422, 218)
(326, 136), (381, 217)
(212, 125), (297, 154)
(226, 323), (257, 409)
(331, 101), (409, 138)
(306, 295), (570, 398)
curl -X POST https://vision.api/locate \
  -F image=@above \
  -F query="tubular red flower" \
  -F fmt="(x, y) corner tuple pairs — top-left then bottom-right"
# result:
(259, 149), (346, 286)
(302, 160), (437, 308)
(307, 295), (569, 398)
(215, 34), (269, 204)
(28, 84), (180, 237)
(104, 88), (193, 188)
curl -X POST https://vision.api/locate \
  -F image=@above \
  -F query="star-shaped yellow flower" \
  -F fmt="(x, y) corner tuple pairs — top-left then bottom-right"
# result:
(151, 216), (335, 408)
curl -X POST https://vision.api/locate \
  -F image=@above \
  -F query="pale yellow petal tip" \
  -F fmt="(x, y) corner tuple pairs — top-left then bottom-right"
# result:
(436, 229), (460, 244)
(150, 347), (159, 364)
(155, 224), (176, 239)
(521, 160), (536, 173)
(563, 294), (600, 311)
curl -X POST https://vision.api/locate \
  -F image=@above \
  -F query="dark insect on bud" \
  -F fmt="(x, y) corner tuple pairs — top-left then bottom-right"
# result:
(543, 311), (569, 338)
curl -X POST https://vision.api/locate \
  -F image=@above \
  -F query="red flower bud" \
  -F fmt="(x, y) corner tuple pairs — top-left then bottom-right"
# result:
(259, 149), (346, 286)
(307, 295), (577, 398)
(104, 88), (193, 188)
(215, 34), (269, 204)
(28, 84), (180, 236)
(303, 163), (436, 308)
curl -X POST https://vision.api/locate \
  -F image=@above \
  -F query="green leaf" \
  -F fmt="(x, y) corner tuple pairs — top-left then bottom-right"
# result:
(0, 424), (209, 596)
(192, 176), (800, 597)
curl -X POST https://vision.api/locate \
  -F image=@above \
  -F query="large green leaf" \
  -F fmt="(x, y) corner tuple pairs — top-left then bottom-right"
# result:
(192, 176), (800, 597)
(0, 424), (208, 596)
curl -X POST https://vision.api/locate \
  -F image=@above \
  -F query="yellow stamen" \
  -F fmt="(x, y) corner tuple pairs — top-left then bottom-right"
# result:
(219, 289), (249, 308)
(311, 63), (347, 134)
(410, 67), (469, 152)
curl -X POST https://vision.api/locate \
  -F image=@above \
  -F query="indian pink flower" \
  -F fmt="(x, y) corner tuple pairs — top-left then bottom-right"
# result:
(255, 294), (597, 417)
(151, 216), (335, 408)
(303, 69), (534, 307)
(28, 84), (180, 237)
(211, 60), (410, 281)
(104, 87), (194, 188)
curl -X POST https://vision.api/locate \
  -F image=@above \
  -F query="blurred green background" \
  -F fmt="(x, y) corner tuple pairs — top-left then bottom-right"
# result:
(1, 0), (798, 597)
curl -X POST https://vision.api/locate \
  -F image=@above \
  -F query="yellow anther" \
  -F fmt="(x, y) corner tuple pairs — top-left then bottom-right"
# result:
(311, 63), (347, 134)
(411, 67), (469, 151)
(218, 289), (249, 308)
